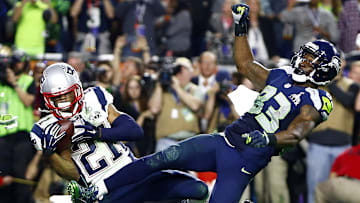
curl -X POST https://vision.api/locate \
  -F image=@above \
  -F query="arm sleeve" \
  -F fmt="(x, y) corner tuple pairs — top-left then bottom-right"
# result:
(327, 82), (359, 109)
(100, 114), (144, 142)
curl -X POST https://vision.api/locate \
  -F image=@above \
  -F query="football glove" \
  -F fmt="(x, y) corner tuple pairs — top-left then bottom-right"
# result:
(244, 130), (277, 148)
(42, 122), (66, 155)
(72, 124), (100, 143)
(231, 3), (250, 36)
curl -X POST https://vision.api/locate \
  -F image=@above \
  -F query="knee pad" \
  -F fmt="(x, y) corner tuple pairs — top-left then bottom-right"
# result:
(145, 144), (181, 168)
(163, 144), (181, 163)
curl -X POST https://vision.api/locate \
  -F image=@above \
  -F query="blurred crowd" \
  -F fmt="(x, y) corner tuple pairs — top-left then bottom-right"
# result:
(1, 0), (360, 203)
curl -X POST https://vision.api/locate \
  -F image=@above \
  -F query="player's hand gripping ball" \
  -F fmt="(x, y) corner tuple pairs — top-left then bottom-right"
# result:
(42, 120), (74, 154)
(55, 119), (74, 153)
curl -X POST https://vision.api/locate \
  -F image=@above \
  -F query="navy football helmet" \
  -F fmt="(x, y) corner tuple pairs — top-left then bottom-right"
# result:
(290, 39), (341, 86)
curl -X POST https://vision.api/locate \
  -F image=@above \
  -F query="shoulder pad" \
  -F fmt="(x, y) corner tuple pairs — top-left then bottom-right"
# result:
(305, 88), (333, 121)
(277, 66), (294, 75)
(81, 86), (113, 127)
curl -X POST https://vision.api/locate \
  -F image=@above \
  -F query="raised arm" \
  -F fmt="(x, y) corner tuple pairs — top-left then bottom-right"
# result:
(70, 0), (84, 18)
(103, 0), (115, 19)
(112, 35), (126, 86)
(12, 1), (26, 22)
(148, 82), (163, 115)
(45, 0), (58, 23)
(233, 37), (269, 91)
(232, 4), (269, 91)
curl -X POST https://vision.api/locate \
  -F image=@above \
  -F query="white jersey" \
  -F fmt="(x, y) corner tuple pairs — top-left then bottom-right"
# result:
(30, 86), (135, 185)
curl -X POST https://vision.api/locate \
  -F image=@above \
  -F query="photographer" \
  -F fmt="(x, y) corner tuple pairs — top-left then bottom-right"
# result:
(149, 57), (205, 151)
(206, 70), (240, 133)
(0, 49), (36, 203)
(95, 61), (114, 91)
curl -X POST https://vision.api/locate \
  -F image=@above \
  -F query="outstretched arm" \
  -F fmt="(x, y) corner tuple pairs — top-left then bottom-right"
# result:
(232, 4), (269, 91)
(72, 104), (144, 143)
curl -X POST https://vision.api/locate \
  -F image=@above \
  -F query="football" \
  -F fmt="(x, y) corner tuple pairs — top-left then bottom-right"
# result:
(55, 119), (74, 153)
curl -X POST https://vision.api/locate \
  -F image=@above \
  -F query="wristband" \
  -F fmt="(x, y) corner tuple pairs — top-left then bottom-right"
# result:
(267, 133), (277, 146)
(235, 20), (249, 36)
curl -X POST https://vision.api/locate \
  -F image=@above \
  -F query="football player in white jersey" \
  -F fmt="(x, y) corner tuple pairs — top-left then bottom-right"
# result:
(30, 63), (208, 203)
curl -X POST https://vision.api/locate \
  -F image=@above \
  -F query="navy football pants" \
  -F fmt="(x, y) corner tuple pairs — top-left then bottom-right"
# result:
(102, 170), (208, 202)
(105, 134), (274, 203)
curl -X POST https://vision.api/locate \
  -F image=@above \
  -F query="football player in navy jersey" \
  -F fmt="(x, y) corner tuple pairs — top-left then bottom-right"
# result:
(78, 3), (343, 203)
(29, 63), (208, 203)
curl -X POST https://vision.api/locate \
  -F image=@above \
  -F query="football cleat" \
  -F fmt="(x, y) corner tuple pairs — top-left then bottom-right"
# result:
(67, 180), (98, 203)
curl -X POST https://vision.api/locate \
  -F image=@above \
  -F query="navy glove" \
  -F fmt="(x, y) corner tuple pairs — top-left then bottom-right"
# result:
(42, 122), (66, 155)
(72, 124), (100, 143)
(244, 130), (277, 148)
(231, 3), (250, 36)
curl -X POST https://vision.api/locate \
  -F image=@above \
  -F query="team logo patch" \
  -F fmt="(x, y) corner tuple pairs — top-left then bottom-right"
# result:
(321, 96), (332, 114)
(89, 111), (101, 121)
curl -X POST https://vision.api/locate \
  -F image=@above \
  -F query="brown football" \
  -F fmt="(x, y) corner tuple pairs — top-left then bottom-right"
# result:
(55, 119), (74, 153)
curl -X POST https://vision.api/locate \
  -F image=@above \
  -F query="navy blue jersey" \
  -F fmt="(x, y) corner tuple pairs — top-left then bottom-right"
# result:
(225, 66), (333, 141)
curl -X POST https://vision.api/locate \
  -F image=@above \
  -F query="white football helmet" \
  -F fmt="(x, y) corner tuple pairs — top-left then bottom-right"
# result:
(40, 63), (84, 119)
